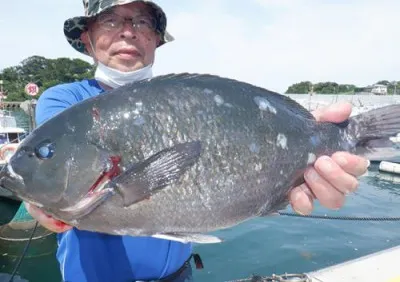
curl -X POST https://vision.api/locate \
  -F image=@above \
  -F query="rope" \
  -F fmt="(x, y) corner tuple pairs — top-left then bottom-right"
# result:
(278, 212), (400, 221)
(8, 220), (38, 282)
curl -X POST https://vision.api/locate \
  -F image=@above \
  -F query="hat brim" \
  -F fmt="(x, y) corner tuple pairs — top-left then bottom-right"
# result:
(63, 1), (174, 55)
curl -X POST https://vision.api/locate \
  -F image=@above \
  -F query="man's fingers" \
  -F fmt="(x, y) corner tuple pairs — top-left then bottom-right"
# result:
(304, 167), (346, 210)
(313, 155), (359, 195)
(289, 184), (315, 215)
(331, 151), (370, 177)
(312, 101), (352, 123)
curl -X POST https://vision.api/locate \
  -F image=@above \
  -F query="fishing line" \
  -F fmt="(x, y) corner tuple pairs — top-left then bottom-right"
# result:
(278, 212), (400, 221)
(8, 220), (38, 282)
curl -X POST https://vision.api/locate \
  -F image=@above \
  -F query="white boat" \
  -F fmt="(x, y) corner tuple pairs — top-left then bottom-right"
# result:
(307, 245), (400, 282)
(0, 110), (27, 165)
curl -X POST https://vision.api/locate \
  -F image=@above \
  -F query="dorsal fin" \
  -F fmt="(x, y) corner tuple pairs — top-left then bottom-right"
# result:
(124, 73), (316, 120)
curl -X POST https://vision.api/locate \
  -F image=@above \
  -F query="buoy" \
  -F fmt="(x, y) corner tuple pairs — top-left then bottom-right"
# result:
(0, 143), (19, 161)
(379, 161), (400, 175)
(389, 136), (400, 143)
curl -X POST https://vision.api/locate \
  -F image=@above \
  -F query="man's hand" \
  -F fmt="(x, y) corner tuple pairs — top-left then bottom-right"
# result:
(25, 202), (72, 233)
(289, 101), (370, 215)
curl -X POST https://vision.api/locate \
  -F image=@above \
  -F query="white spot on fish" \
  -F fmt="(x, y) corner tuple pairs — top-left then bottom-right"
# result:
(254, 96), (277, 114)
(276, 133), (287, 149)
(133, 116), (146, 126)
(135, 101), (143, 111)
(204, 88), (213, 94)
(280, 170), (283, 175)
(307, 153), (317, 165)
(214, 95), (224, 106)
(123, 112), (130, 119)
(255, 163), (263, 171)
(113, 229), (128, 236)
(249, 143), (260, 154)
(67, 123), (76, 133)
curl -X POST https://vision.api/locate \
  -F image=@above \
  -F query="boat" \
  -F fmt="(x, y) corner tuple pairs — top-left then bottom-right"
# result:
(0, 109), (27, 200)
(0, 109), (27, 165)
(307, 245), (400, 281)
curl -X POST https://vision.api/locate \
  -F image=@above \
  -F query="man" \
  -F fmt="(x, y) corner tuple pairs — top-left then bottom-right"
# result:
(26, 0), (369, 281)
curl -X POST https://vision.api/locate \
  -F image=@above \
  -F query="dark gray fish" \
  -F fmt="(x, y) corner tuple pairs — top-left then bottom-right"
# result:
(1, 73), (399, 244)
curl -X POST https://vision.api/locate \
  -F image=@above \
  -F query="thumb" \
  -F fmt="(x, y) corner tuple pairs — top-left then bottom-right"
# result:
(312, 101), (352, 123)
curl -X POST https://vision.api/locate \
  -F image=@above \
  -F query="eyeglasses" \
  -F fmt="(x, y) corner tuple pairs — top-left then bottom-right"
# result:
(96, 12), (157, 33)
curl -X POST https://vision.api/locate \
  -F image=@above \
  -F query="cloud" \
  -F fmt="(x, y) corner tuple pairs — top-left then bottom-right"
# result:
(1, 0), (399, 93)
(0, 0), (89, 70)
(154, 0), (400, 92)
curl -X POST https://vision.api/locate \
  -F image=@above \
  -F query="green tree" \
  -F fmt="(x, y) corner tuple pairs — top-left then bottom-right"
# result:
(313, 82), (339, 94)
(0, 56), (95, 101)
(286, 81), (357, 95)
(285, 81), (312, 94)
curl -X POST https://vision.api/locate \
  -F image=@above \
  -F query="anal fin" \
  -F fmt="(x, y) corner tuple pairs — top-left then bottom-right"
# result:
(152, 232), (222, 244)
(109, 141), (202, 207)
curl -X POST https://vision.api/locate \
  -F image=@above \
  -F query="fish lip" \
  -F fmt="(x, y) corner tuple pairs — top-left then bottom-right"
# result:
(0, 163), (39, 206)
(62, 156), (121, 217)
(0, 163), (24, 188)
(60, 187), (113, 212)
(0, 163), (8, 182)
(59, 173), (112, 214)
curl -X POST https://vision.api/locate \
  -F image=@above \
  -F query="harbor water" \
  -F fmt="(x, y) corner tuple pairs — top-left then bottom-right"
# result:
(0, 100), (400, 282)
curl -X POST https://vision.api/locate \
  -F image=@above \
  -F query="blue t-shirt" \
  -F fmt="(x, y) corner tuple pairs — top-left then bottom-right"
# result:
(35, 79), (193, 282)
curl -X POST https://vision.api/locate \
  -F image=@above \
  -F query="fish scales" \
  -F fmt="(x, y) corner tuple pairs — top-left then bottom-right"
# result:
(67, 75), (322, 233)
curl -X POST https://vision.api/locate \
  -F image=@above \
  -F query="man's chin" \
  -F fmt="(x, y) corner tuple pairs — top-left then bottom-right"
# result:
(111, 61), (145, 72)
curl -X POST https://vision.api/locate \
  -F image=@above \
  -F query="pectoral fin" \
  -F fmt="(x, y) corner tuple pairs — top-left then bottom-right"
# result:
(109, 141), (202, 207)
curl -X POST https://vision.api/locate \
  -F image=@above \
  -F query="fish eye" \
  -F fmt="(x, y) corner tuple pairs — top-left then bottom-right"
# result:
(35, 141), (55, 160)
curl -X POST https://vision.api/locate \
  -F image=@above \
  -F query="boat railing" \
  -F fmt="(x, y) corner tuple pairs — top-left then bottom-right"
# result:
(0, 116), (18, 128)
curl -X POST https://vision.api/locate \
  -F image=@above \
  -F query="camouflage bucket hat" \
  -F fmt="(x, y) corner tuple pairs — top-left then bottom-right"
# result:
(64, 0), (174, 55)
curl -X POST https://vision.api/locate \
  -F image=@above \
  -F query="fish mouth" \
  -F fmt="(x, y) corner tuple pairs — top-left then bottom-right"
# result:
(59, 156), (122, 220)
(0, 163), (46, 208)
(0, 162), (23, 184)
(0, 163), (25, 195)
(59, 186), (115, 220)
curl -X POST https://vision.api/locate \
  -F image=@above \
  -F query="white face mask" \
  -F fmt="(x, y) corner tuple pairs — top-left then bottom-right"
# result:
(94, 62), (153, 89)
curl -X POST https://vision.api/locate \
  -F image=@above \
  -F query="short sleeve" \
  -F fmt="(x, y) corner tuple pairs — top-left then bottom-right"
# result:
(35, 83), (85, 126)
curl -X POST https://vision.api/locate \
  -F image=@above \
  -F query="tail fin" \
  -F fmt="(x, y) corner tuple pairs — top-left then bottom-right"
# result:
(346, 104), (400, 159)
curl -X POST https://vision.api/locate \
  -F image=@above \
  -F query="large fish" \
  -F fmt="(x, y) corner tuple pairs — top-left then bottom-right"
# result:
(1, 73), (399, 244)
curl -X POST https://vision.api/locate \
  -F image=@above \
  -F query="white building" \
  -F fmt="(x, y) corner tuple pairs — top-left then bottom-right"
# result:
(370, 84), (388, 95)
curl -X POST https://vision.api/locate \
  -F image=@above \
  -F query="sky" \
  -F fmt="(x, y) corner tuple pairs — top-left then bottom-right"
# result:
(1, 0), (399, 93)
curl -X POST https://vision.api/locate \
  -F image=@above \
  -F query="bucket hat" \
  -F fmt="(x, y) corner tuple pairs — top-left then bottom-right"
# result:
(63, 0), (174, 55)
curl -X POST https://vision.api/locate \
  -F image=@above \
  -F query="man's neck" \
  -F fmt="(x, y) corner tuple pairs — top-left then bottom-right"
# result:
(98, 81), (113, 91)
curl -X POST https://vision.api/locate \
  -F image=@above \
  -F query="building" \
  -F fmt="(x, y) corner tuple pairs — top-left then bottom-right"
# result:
(370, 84), (388, 95)
(356, 84), (388, 95)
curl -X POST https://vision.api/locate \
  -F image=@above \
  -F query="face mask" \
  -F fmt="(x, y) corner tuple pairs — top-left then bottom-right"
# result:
(94, 62), (153, 89)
